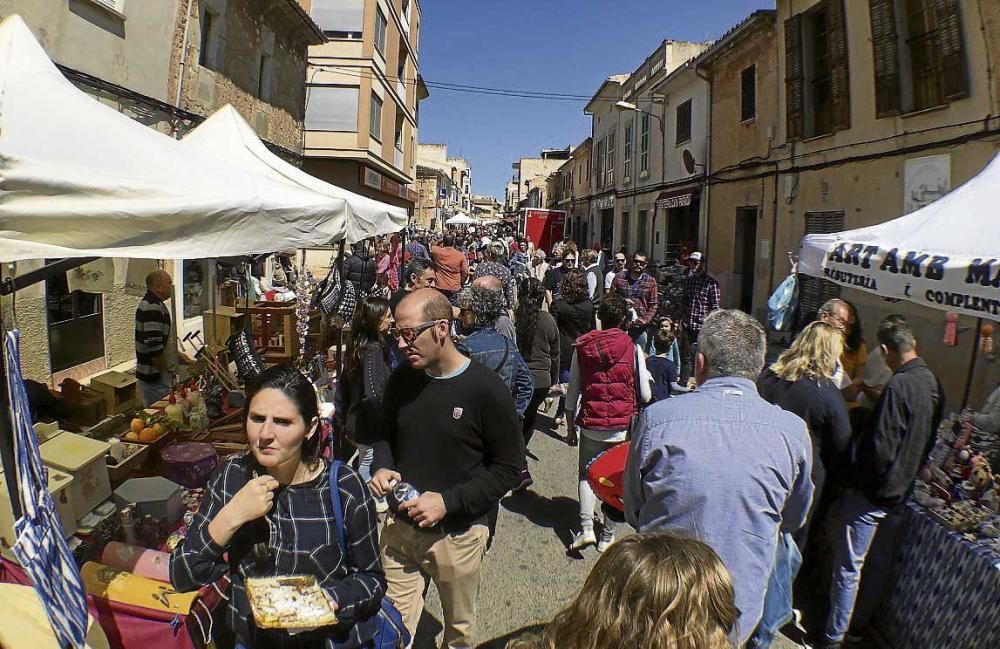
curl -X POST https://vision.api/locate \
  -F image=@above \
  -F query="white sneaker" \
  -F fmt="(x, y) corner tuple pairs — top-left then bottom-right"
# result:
(596, 532), (615, 553)
(569, 529), (597, 551)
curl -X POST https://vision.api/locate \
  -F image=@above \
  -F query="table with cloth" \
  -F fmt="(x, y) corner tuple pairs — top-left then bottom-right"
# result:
(872, 503), (1000, 649)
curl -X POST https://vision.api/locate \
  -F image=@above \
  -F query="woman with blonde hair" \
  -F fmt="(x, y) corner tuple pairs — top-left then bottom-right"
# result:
(507, 533), (737, 649)
(759, 320), (852, 514)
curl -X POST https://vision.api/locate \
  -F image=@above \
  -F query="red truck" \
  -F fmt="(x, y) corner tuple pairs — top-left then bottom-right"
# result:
(519, 208), (566, 254)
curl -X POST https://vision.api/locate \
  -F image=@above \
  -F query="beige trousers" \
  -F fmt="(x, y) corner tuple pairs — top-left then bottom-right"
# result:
(379, 519), (489, 649)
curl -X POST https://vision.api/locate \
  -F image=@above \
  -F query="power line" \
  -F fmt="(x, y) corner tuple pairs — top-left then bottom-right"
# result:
(308, 63), (602, 101)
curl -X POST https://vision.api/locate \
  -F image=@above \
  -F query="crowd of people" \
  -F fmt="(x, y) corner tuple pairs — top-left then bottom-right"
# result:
(169, 226), (948, 649)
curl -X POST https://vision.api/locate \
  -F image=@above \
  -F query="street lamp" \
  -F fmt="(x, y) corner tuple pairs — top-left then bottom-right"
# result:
(614, 100), (664, 260)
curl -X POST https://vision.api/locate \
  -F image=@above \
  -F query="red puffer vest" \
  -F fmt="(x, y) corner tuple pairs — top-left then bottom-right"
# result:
(575, 328), (636, 430)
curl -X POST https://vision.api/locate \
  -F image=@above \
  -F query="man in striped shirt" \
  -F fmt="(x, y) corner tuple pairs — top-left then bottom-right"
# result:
(135, 270), (175, 406)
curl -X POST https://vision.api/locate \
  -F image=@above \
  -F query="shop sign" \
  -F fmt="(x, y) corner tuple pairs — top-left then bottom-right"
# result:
(361, 165), (418, 203)
(594, 194), (615, 210)
(819, 241), (1000, 320)
(362, 167), (382, 190)
(656, 193), (693, 210)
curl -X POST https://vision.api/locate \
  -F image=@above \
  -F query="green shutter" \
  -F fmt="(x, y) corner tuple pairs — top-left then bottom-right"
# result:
(933, 0), (968, 101)
(869, 0), (901, 117)
(827, 0), (852, 131)
(785, 14), (804, 140)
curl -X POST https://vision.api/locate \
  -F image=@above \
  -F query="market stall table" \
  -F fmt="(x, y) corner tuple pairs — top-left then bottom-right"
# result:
(872, 503), (1000, 649)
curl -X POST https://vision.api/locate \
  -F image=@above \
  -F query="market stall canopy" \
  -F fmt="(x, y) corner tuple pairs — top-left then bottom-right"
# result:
(798, 151), (1000, 321)
(180, 105), (407, 244)
(0, 15), (348, 261)
(446, 213), (476, 225)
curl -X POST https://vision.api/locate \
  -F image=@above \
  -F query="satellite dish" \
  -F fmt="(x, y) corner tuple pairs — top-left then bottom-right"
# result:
(682, 149), (697, 175)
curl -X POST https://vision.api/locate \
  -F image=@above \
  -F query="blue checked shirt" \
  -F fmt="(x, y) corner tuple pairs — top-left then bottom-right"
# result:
(170, 455), (385, 648)
(682, 272), (721, 332)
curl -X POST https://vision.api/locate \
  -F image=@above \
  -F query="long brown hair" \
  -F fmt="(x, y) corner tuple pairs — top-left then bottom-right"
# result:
(507, 533), (737, 649)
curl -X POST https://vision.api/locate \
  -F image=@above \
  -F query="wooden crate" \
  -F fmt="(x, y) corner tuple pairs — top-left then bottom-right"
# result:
(239, 302), (326, 365)
(89, 371), (139, 415)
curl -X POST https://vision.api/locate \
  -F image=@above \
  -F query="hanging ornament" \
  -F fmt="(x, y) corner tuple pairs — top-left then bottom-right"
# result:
(295, 256), (311, 371)
(980, 323), (994, 356)
(943, 312), (959, 346)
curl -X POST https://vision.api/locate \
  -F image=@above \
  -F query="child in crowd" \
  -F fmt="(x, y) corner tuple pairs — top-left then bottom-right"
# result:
(647, 322), (688, 401)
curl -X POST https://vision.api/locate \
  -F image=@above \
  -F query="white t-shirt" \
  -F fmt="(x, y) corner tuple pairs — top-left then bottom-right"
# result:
(605, 270), (618, 291)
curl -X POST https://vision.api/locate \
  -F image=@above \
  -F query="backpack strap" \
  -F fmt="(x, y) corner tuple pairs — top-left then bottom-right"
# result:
(328, 460), (346, 550)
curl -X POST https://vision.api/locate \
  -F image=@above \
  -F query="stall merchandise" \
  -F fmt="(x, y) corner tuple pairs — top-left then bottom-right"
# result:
(872, 503), (1000, 649)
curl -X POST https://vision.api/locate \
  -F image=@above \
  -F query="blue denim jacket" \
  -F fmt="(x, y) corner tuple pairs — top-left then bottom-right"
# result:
(458, 327), (534, 415)
(624, 377), (813, 643)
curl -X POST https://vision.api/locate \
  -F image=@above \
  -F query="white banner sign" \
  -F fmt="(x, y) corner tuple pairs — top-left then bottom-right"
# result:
(816, 240), (1000, 321)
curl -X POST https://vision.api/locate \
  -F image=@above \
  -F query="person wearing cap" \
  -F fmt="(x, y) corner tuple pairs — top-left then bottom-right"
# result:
(679, 251), (721, 385)
(530, 248), (550, 283)
(473, 242), (515, 309)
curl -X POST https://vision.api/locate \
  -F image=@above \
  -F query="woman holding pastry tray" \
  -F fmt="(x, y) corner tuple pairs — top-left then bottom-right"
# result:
(170, 365), (385, 648)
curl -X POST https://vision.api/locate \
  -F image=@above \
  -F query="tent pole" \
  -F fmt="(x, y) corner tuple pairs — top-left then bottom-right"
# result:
(962, 317), (983, 409)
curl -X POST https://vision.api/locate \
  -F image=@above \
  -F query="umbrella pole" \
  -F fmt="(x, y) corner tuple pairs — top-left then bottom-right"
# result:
(962, 317), (983, 409)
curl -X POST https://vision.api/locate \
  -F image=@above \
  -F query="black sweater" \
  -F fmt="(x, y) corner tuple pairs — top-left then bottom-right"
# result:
(334, 342), (394, 445)
(758, 368), (852, 508)
(373, 359), (525, 532)
(853, 357), (944, 508)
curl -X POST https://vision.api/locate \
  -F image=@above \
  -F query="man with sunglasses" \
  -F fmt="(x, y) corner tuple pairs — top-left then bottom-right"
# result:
(543, 246), (577, 307)
(611, 252), (659, 352)
(370, 289), (524, 649)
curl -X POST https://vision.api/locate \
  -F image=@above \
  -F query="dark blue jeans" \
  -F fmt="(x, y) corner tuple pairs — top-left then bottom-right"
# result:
(555, 367), (571, 419)
(747, 532), (802, 648)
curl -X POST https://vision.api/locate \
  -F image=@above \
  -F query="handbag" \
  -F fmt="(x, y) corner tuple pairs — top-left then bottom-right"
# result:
(314, 265), (357, 321)
(328, 461), (410, 649)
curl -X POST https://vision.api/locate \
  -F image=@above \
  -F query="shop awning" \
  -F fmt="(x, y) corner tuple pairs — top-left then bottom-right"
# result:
(798, 151), (1000, 321)
(446, 214), (477, 225)
(0, 15), (349, 261)
(180, 105), (407, 244)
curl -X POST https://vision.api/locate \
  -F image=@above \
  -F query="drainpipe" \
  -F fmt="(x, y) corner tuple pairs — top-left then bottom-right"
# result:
(174, 0), (196, 120)
(694, 62), (712, 260)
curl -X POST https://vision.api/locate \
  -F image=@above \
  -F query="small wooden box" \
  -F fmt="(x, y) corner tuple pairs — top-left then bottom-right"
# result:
(203, 306), (248, 348)
(90, 371), (139, 415)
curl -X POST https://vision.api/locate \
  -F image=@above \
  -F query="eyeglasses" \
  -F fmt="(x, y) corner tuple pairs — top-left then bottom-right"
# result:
(564, 257), (577, 264)
(614, 257), (627, 264)
(394, 320), (444, 344)
(632, 259), (648, 267)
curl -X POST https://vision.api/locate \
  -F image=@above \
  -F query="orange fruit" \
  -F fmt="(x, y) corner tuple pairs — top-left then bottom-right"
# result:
(124, 431), (139, 442)
(130, 418), (144, 434)
(139, 427), (157, 443)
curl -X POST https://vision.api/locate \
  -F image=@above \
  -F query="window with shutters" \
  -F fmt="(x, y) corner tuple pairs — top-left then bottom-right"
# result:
(741, 65), (757, 122)
(869, 0), (967, 116)
(785, 1), (850, 139)
(595, 138), (605, 189)
(605, 132), (616, 187)
(623, 121), (633, 181)
(640, 114), (650, 174)
(675, 99), (692, 144)
(798, 211), (844, 328)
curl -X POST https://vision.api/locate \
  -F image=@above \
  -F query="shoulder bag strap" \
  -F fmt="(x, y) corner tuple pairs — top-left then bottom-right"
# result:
(328, 460), (346, 550)
(634, 345), (643, 412)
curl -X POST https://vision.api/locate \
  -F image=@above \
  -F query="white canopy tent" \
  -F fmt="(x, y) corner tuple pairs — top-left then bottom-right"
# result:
(798, 151), (1000, 322)
(180, 105), (407, 244)
(445, 213), (476, 226)
(0, 15), (351, 262)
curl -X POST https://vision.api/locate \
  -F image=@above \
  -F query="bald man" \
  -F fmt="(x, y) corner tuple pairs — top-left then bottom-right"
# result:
(370, 289), (524, 648)
(471, 274), (515, 341)
(135, 269), (175, 406)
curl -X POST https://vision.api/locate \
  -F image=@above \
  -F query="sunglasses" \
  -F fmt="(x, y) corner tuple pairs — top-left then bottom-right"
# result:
(394, 320), (445, 344)
(564, 257), (577, 264)
(632, 259), (648, 267)
(614, 257), (626, 263)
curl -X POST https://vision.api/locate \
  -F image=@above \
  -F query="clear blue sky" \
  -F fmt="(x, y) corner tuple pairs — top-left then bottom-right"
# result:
(417, 0), (773, 201)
